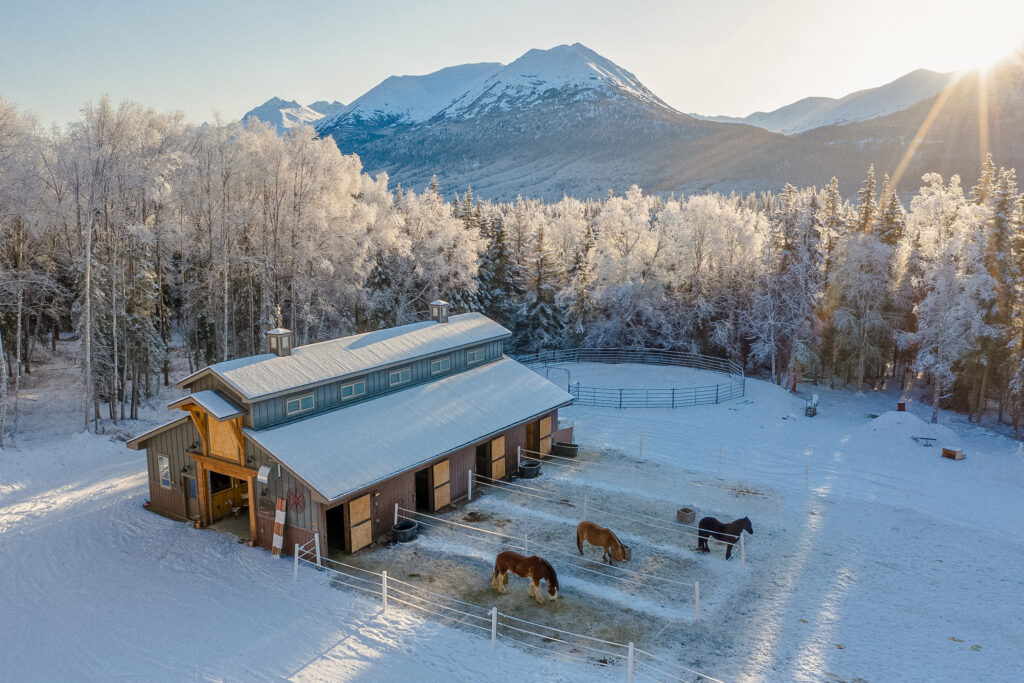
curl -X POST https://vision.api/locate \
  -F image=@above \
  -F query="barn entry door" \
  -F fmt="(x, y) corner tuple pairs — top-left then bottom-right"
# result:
(348, 494), (372, 553)
(490, 436), (506, 480)
(539, 416), (552, 455)
(432, 459), (450, 511)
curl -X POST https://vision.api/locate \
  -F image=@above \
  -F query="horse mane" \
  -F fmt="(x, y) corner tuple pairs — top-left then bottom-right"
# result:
(608, 528), (625, 551)
(538, 557), (559, 590)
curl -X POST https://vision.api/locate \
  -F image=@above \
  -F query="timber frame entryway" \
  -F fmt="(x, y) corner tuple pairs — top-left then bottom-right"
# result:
(190, 451), (258, 541)
(175, 399), (259, 542)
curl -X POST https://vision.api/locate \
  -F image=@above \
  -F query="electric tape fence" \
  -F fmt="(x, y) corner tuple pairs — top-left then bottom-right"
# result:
(397, 506), (701, 609)
(293, 543), (725, 682)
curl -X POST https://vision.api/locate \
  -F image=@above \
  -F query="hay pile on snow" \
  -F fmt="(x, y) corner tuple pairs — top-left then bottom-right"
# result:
(848, 410), (963, 455)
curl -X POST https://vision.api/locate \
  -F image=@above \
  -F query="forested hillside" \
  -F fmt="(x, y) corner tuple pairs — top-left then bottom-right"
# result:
(2, 97), (1024, 442)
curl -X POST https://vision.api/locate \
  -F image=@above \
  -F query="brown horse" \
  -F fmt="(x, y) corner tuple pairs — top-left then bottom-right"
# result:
(492, 551), (559, 603)
(697, 516), (753, 560)
(576, 521), (631, 565)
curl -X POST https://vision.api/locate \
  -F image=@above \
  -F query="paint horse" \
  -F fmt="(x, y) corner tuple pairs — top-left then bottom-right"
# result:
(697, 516), (753, 560)
(576, 521), (631, 565)
(492, 551), (559, 603)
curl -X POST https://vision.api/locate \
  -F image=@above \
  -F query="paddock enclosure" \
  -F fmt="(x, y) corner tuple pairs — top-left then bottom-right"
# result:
(314, 436), (778, 674)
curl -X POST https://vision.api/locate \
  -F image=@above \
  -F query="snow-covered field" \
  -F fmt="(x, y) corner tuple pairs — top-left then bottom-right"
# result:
(2, 346), (1023, 681)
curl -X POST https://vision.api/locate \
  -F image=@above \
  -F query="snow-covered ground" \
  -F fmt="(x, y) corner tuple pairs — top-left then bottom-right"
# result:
(2, 345), (1023, 681)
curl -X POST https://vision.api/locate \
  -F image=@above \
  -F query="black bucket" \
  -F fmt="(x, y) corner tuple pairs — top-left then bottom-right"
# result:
(392, 520), (419, 542)
(552, 441), (579, 458)
(518, 459), (541, 479)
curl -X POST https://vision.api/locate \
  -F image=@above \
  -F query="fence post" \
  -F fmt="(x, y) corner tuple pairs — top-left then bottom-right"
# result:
(694, 581), (700, 620)
(394, 502), (399, 525)
(619, 388), (623, 409)
(293, 544), (299, 581)
(524, 532), (528, 554)
(314, 532), (322, 569)
(382, 570), (388, 612)
(490, 607), (498, 649)
(468, 469), (473, 501)
(639, 432), (643, 458)
(583, 494), (588, 520)
(627, 641), (634, 682)
(715, 384), (719, 404)
(740, 532), (746, 566)
(517, 446), (521, 470)
(718, 448), (722, 478)
(671, 387), (675, 409)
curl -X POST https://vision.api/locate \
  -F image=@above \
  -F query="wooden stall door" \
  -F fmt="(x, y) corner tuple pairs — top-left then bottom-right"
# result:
(490, 436), (506, 480)
(539, 416), (552, 456)
(349, 494), (372, 552)
(432, 459), (450, 510)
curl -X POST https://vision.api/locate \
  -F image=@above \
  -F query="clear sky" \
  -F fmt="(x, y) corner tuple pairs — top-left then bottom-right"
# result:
(2, 0), (1022, 127)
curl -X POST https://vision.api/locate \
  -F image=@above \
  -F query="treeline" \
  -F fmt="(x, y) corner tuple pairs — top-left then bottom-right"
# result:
(1, 97), (1023, 442)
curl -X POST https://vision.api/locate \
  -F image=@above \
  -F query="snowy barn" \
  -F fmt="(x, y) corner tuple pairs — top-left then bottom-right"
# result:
(128, 301), (574, 555)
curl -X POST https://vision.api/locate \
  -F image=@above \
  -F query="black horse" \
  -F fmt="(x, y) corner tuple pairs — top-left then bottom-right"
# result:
(697, 516), (753, 560)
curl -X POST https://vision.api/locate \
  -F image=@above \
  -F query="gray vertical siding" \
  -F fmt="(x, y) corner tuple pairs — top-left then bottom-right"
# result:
(249, 339), (510, 429)
(144, 419), (201, 520)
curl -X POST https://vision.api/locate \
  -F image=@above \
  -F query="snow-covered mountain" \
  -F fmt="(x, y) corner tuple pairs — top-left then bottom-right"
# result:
(436, 43), (677, 120)
(317, 62), (502, 131)
(242, 97), (345, 133)
(313, 43), (777, 199)
(244, 45), (1024, 200)
(693, 69), (952, 134)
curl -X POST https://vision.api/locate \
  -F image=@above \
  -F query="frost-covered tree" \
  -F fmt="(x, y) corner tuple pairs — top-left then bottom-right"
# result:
(904, 174), (995, 423)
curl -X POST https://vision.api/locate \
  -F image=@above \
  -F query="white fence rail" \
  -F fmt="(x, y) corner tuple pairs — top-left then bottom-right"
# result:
(293, 544), (722, 682)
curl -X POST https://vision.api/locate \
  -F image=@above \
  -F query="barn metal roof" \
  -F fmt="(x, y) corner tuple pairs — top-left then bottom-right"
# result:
(243, 357), (573, 501)
(126, 415), (192, 450)
(167, 390), (245, 421)
(177, 312), (510, 401)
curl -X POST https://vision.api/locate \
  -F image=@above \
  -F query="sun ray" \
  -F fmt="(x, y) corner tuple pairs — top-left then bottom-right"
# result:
(977, 69), (990, 172)
(889, 72), (960, 190)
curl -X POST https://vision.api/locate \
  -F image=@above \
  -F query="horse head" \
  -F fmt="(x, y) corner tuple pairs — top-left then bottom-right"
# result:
(618, 544), (632, 562)
(743, 517), (753, 535)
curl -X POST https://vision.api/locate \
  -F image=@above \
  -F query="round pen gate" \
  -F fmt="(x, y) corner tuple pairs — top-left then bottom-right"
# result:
(516, 348), (745, 408)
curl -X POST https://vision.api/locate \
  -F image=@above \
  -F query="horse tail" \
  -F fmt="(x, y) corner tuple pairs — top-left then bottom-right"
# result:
(492, 554), (501, 581)
(576, 524), (583, 554)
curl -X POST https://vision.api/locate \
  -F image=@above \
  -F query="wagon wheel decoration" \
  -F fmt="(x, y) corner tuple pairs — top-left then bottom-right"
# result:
(286, 487), (306, 513)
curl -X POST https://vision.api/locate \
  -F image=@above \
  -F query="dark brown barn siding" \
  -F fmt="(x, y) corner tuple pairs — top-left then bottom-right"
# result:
(245, 440), (318, 533)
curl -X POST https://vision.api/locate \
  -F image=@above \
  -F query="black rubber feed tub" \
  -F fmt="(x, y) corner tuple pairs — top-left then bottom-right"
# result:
(551, 441), (579, 458)
(518, 460), (542, 478)
(392, 520), (419, 542)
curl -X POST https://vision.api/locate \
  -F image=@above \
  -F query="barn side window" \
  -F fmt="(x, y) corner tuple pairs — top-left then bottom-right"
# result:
(430, 356), (451, 375)
(341, 379), (366, 400)
(466, 347), (485, 364)
(158, 455), (171, 489)
(286, 393), (315, 416)
(389, 367), (411, 387)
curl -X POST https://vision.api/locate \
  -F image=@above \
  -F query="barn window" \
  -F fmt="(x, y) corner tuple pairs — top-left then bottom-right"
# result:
(466, 347), (485, 364)
(286, 393), (315, 416)
(341, 379), (366, 400)
(158, 455), (171, 489)
(389, 367), (411, 387)
(430, 356), (451, 375)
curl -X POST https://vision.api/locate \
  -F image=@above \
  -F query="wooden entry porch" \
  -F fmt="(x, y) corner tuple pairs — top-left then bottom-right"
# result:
(190, 451), (258, 543)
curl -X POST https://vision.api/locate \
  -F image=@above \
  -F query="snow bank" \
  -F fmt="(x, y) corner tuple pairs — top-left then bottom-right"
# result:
(850, 410), (964, 453)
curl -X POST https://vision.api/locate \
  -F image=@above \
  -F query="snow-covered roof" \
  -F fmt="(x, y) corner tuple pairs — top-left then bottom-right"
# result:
(178, 312), (511, 401)
(167, 390), (245, 421)
(243, 357), (573, 501)
(126, 416), (192, 450)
